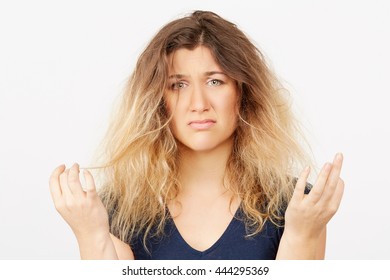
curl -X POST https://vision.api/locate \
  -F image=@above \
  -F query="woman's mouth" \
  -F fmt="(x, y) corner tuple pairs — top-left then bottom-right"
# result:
(188, 119), (216, 130)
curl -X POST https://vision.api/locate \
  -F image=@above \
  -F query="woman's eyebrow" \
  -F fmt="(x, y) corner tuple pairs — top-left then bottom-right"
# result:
(168, 74), (187, 79)
(204, 71), (226, 76)
(168, 71), (226, 79)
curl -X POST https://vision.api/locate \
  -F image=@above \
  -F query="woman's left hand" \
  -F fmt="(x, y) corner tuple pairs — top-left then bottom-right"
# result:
(284, 153), (345, 240)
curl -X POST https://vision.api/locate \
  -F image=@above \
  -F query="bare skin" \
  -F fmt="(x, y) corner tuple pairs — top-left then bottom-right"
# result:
(167, 138), (241, 252)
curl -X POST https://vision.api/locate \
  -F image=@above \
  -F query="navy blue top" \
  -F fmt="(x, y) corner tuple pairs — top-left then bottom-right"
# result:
(129, 206), (284, 260)
(126, 182), (312, 260)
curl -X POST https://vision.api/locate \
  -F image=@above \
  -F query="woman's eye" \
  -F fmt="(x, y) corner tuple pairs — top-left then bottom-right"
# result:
(208, 79), (222, 86)
(171, 82), (186, 90)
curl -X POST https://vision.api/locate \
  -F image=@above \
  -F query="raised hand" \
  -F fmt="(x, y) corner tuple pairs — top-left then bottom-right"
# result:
(49, 163), (110, 241)
(285, 153), (345, 240)
(276, 153), (345, 259)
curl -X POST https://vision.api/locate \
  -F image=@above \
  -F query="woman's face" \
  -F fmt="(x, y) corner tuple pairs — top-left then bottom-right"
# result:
(164, 46), (239, 153)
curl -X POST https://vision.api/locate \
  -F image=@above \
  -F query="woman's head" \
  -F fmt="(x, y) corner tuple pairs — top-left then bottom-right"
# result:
(134, 10), (276, 130)
(124, 10), (289, 154)
(100, 10), (272, 166)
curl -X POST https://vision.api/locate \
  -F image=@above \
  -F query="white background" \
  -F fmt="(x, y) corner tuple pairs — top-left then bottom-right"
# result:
(0, 0), (389, 259)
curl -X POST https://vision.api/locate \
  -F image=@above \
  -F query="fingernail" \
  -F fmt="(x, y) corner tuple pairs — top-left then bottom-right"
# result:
(71, 163), (79, 172)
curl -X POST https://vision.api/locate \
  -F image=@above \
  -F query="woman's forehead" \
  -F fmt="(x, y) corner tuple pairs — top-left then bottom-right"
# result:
(166, 46), (222, 75)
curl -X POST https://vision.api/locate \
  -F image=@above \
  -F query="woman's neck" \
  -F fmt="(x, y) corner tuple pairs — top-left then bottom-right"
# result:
(177, 138), (233, 197)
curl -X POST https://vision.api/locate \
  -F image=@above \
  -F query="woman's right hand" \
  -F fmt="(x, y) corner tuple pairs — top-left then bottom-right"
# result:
(49, 163), (133, 259)
(49, 163), (110, 241)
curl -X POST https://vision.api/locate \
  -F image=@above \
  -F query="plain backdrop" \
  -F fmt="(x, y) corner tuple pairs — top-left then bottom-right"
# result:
(0, 0), (389, 259)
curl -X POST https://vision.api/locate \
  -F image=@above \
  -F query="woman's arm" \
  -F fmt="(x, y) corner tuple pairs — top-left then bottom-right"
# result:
(110, 234), (135, 259)
(276, 153), (344, 259)
(276, 226), (326, 259)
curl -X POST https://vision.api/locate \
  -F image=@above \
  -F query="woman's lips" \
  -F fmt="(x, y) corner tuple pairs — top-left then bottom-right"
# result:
(188, 119), (216, 129)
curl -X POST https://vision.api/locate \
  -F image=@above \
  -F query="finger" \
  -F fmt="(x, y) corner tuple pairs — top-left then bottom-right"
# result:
(321, 153), (344, 202)
(308, 162), (332, 204)
(327, 178), (345, 215)
(67, 163), (85, 197)
(49, 164), (66, 202)
(59, 168), (72, 197)
(291, 166), (311, 202)
(83, 169), (98, 199)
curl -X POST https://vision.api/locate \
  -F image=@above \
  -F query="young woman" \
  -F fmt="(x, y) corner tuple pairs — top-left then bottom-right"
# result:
(49, 10), (344, 260)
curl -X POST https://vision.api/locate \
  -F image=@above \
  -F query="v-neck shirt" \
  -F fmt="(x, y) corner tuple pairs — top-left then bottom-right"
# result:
(129, 206), (284, 260)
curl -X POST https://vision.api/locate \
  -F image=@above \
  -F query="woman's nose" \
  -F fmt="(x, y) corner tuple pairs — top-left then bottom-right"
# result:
(189, 84), (210, 112)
